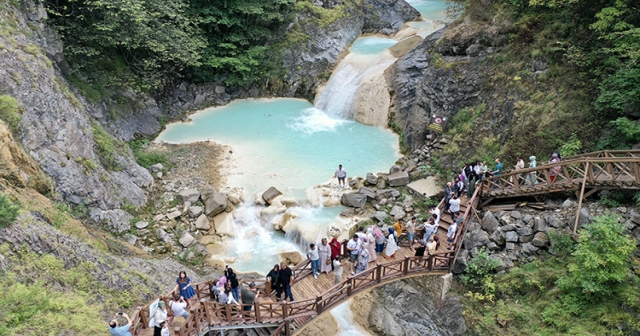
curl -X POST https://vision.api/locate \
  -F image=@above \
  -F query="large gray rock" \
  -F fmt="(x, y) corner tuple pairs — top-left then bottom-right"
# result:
(388, 171), (410, 187)
(531, 232), (549, 247)
(167, 210), (181, 220)
(522, 243), (539, 254)
(178, 189), (200, 204)
(481, 211), (499, 233)
(200, 185), (217, 202)
(135, 221), (149, 229)
(533, 218), (547, 232)
(547, 214), (565, 228)
(374, 211), (388, 222)
(390, 205), (406, 220)
(89, 208), (133, 234)
(366, 173), (378, 185)
(376, 189), (395, 200)
(262, 187), (283, 205)
(204, 192), (227, 216)
(505, 231), (519, 243)
(464, 230), (490, 250)
(188, 206), (204, 218)
(156, 229), (170, 243)
(341, 193), (367, 208)
(360, 187), (376, 199)
(453, 249), (468, 274)
(179, 232), (195, 247)
(489, 230), (505, 245)
(195, 214), (211, 230)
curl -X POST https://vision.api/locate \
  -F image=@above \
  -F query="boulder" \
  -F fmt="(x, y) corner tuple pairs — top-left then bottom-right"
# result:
(491, 256), (506, 272)
(195, 214), (211, 230)
(213, 212), (235, 237)
(204, 192), (228, 216)
(389, 165), (402, 175)
(510, 211), (522, 219)
(505, 242), (515, 250)
(630, 211), (640, 225)
(373, 211), (388, 222)
(341, 193), (367, 208)
(125, 234), (137, 246)
(156, 229), (170, 243)
(340, 208), (355, 217)
(499, 224), (516, 232)
(167, 210), (181, 220)
(487, 242), (500, 251)
(135, 221), (149, 229)
(280, 197), (298, 207)
(390, 206), (405, 220)
(464, 230), (490, 250)
(481, 211), (499, 233)
(89, 209), (133, 234)
(388, 171), (410, 187)
(149, 163), (164, 172)
(366, 173), (378, 185)
(523, 214), (533, 223)
(376, 189), (394, 200)
(531, 232), (549, 247)
(489, 230), (505, 245)
(280, 251), (304, 264)
(562, 199), (575, 208)
(547, 214), (564, 228)
(359, 187), (376, 199)
(189, 206), (204, 218)
(505, 231), (519, 243)
(178, 189), (200, 204)
(452, 249), (468, 274)
(262, 187), (283, 205)
(200, 185), (217, 201)
(516, 227), (533, 236)
(533, 218), (547, 232)
(521, 243), (539, 254)
(179, 232), (195, 247)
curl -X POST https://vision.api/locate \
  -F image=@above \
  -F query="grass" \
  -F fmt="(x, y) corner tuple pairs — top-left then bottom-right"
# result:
(0, 95), (22, 135)
(67, 74), (107, 104)
(91, 121), (124, 171)
(128, 139), (170, 169)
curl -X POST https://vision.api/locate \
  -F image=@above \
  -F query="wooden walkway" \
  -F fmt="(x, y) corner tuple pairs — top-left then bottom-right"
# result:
(128, 196), (474, 336)
(480, 150), (640, 204)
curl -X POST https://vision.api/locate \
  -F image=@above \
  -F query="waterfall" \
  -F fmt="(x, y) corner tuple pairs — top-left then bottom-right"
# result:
(314, 63), (365, 119)
(331, 300), (372, 336)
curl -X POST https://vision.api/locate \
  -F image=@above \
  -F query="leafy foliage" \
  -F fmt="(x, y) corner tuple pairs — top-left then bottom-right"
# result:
(556, 215), (635, 310)
(460, 247), (501, 298)
(128, 139), (170, 169)
(0, 193), (20, 228)
(559, 133), (582, 157)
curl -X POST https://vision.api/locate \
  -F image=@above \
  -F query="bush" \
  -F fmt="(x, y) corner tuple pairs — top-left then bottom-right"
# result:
(0, 193), (20, 228)
(460, 247), (501, 292)
(0, 95), (22, 135)
(128, 139), (169, 169)
(557, 215), (635, 312)
(91, 122), (124, 171)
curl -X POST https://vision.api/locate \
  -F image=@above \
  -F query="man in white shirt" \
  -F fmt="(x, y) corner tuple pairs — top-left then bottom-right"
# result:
(346, 234), (361, 274)
(169, 294), (189, 323)
(449, 195), (461, 218)
(335, 164), (347, 188)
(422, 217), (439, 245)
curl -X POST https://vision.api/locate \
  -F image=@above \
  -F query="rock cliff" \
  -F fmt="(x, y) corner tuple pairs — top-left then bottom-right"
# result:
(0, 1), (152, 211)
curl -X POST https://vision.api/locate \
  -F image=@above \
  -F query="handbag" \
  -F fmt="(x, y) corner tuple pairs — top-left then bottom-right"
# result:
(326, 258), (331, 265)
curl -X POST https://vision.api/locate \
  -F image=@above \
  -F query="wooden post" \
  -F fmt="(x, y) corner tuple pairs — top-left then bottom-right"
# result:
(403, 257), (409, 275)
(316, 296), (322, 314)
(574, 162), (589, 234)
(285, 320), (291, 336)
(266, 279), (272, 297)
(375, 264), (382, 283)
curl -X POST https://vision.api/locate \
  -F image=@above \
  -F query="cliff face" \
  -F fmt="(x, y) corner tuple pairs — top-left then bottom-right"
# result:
(0, 1), (152, 211)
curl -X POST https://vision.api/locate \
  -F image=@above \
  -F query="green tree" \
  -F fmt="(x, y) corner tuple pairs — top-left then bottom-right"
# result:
(46, 0), (206, 90)
(0, 193), (20, 228)
(557, 215), (635, 312)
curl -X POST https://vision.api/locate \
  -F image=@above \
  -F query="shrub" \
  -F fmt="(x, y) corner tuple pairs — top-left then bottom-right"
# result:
(0, 95), (22, 135)
(557, 215), (635, 312)
(558, 133), (582, 157)
(128, 139), (169, 169)
(91, 122), (123, 171)
(547, 230), (575, 255)
(460, 247), (501, 291)
(0, 193), (20, 228)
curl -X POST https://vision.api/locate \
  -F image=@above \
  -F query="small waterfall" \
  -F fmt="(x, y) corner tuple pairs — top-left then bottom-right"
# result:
(331, 300), (372, 336)
(314, 63), (365, 119)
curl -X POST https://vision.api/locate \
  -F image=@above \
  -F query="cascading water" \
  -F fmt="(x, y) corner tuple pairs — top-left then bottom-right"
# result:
(331, 300), (372, 336)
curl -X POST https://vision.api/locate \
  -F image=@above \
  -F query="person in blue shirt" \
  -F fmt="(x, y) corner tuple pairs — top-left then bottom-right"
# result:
(109, 312), (132, 336)
(493, 158), (503, 176)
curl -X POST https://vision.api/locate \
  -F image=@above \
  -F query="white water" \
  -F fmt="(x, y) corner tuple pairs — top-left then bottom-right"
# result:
(331, 300), (372, 336)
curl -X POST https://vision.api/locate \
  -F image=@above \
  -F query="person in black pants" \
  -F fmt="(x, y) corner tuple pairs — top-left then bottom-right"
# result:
(277, 262), (294, 302)
(266, 264), (280, 297)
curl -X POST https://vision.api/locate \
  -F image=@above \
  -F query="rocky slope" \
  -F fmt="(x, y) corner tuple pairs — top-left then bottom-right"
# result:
(0, 1), (152, 214)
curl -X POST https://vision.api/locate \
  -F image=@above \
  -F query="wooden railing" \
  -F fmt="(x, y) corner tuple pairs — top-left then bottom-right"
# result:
(480, 156), (640, 199)
(129, 189), (482, 336)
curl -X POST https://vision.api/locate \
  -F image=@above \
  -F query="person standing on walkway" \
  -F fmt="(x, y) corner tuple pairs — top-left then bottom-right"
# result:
(240, 282), (258, 311)
(152, 301), (168, 336)
(227, 268), (240, 302)
(109, 312), (132, 336)
(335, 164), (347, 188)
(173, 271), (196, 308)
(333, 259), (344, 284)
(318, 238), (332, 274)
(392, 219), (404, 237)
(422, 216), (438, 245)
(374, 226), (386, 253)
(278, 262), (294, 302)
(266, 264), (280, 297)
(406, 217), (416, 251)
(449, 194), (461, 219)
(346, 234), (361, 274)
(478, 161), (488, 181)
(329, 237), (342, 262)
(307, 243), (320, 279)
(384, 228), (400, 259)
(549, 153), (561, 183)
(444, 182), (453, 212)
(355, 243), (370, 274)
(366, 227), (377, 262)
(526, 156), (537, 185)
(446, 214), (459, 250)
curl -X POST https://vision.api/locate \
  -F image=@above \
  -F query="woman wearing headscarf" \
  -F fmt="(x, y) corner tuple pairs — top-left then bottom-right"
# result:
(355, 243), (370, 273)
(329, 237), (342, 262)
(318, 238), (332, 274)
(373, 227), (385, 253)
(152, 301), (168, 336)
(226, 268), (240, 302)
(366, 227), (377, 262)
(526, 156), (537, 185)
(384, 227), (400, 259)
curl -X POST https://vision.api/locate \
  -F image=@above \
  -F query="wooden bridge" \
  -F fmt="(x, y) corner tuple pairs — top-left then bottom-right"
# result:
(479, 150), (640, 232)
(127, 192), (478, 336)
